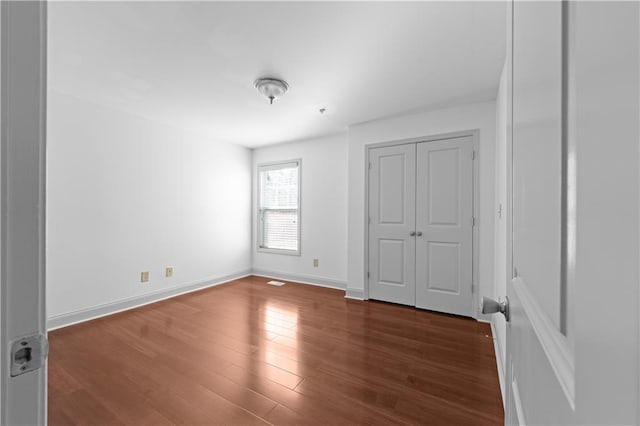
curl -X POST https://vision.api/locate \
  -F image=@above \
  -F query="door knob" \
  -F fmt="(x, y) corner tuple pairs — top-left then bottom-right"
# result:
(481, 296), (510, 322)
(410, 231), (416, 236)
(416, 231), (423, 237)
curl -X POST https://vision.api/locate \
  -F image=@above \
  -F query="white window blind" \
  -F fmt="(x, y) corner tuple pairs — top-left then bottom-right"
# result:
(258, 161), (300, 254)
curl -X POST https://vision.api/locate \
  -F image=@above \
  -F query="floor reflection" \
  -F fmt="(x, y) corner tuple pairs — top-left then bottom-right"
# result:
(262, 302), (300, 375)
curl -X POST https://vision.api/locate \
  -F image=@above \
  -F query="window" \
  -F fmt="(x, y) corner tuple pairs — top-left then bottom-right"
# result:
(258, 160), (300, 254)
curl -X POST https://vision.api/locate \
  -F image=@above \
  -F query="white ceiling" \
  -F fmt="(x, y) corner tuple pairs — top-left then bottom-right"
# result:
(48, 1), (506, 148)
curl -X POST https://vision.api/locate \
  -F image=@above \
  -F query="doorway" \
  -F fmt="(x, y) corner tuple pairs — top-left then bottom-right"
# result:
(366, 133), (477, 317)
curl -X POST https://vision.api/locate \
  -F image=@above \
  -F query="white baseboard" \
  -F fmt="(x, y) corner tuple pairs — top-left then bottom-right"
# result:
(345, 288), (365, 300)
(251, 268), (347, 291)
(47, 269), (252, 331)
(490, 318), (507, 410)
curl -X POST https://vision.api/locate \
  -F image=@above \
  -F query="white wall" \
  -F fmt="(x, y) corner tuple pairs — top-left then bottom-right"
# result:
(47, 91), (252, 322)
(47, 93), (497, 323)
(251, 133), (348, 288)
(346, 100), (497, 313)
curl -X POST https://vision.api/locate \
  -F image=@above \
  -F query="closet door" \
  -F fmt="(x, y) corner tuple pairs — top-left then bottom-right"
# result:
(415, 136), (474, 316)
(368, 144), (416, 306)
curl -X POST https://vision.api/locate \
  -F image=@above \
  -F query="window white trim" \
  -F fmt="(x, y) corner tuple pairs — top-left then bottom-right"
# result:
(257, 159), (301, 256)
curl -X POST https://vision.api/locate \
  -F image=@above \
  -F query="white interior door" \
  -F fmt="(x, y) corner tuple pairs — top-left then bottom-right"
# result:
(368, 136), (474, 315)
(368, 144), (416, 306)
(1, 2), (48, 425)
(415, 137), (473, 317)
(505, 1), (639, 424)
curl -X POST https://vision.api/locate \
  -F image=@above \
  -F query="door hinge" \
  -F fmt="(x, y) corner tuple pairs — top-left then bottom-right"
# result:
(10, 333), (48, 377)
(471, 282), (474, 292)
(471, 150), (476, 160)
(368, 216), (371, 224)
(367, 271), (370, 278)
(472, 217), (476, 226)
(369, 162), (372, 170)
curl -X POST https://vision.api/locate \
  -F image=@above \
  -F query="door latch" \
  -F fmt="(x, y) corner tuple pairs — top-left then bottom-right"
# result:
(10, 334), (48, 377)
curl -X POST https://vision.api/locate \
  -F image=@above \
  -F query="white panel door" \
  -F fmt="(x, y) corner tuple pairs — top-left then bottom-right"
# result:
(504, 1), (639, 425)
(1, 1), (48, 425)
(368, 144), (416, 306)
(415, 137), (473, 317)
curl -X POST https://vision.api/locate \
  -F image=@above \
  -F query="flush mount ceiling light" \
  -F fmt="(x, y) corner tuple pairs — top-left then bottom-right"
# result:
(254, 77), (289, 105)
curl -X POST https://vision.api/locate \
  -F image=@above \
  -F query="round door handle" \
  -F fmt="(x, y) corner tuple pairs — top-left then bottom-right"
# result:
(481, 296), (510, 322)
(410, 231), (416, 236)
(416, 231), (423, 237)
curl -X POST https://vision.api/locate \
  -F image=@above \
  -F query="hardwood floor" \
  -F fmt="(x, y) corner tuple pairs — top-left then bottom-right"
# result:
(48, 276), (504, 425)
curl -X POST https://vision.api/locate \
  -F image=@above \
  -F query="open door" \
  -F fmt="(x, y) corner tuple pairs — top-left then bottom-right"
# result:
(1, 2), (48, 424)
(502, 1), (640, 424)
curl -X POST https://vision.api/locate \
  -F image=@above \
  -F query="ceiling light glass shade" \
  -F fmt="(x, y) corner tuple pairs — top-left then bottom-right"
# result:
(254, 78), (289, 104)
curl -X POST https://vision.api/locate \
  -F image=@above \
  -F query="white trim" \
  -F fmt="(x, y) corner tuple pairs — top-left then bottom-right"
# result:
(505, 2), (515, 423)
(470, 131), (480, 318)
(48, 269), (349, 332)
(512, 277), (575, 409)
(490, 319), (506, 410)
(47, 270), (251, 331)
(251, 268), (346, 291)
(511, 369), (527, 426)
(1, 2), (48, 424)
(363, 146), (371, 300)
(0, 5), (4, 423)
(345, 288), (365, 300)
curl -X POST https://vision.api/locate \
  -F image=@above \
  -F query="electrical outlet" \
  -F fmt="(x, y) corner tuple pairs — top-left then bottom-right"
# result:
(165, 267), (173, 278)
(313, 259), (319, 268)
(140, 271), (149, 283)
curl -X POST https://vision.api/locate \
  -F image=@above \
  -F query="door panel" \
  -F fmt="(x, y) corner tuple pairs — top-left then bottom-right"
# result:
(369, 144), (416, 305)
(512, 0), (563, 330)
(378, 154), (407, 224)
(506, 1), (640, 425)
(378, 239), (405, 285)
(415, 137), (473, 316)
(507, 2), (574, 422)
(426, 242), (460, 294)
(427, 148), (460, 226)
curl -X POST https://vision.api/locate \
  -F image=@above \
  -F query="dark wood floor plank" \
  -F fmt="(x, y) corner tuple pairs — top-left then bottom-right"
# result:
(49, 275), (503, 425)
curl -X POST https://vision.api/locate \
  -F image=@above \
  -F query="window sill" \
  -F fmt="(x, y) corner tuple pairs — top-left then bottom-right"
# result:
(257, 247), (301, 256)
